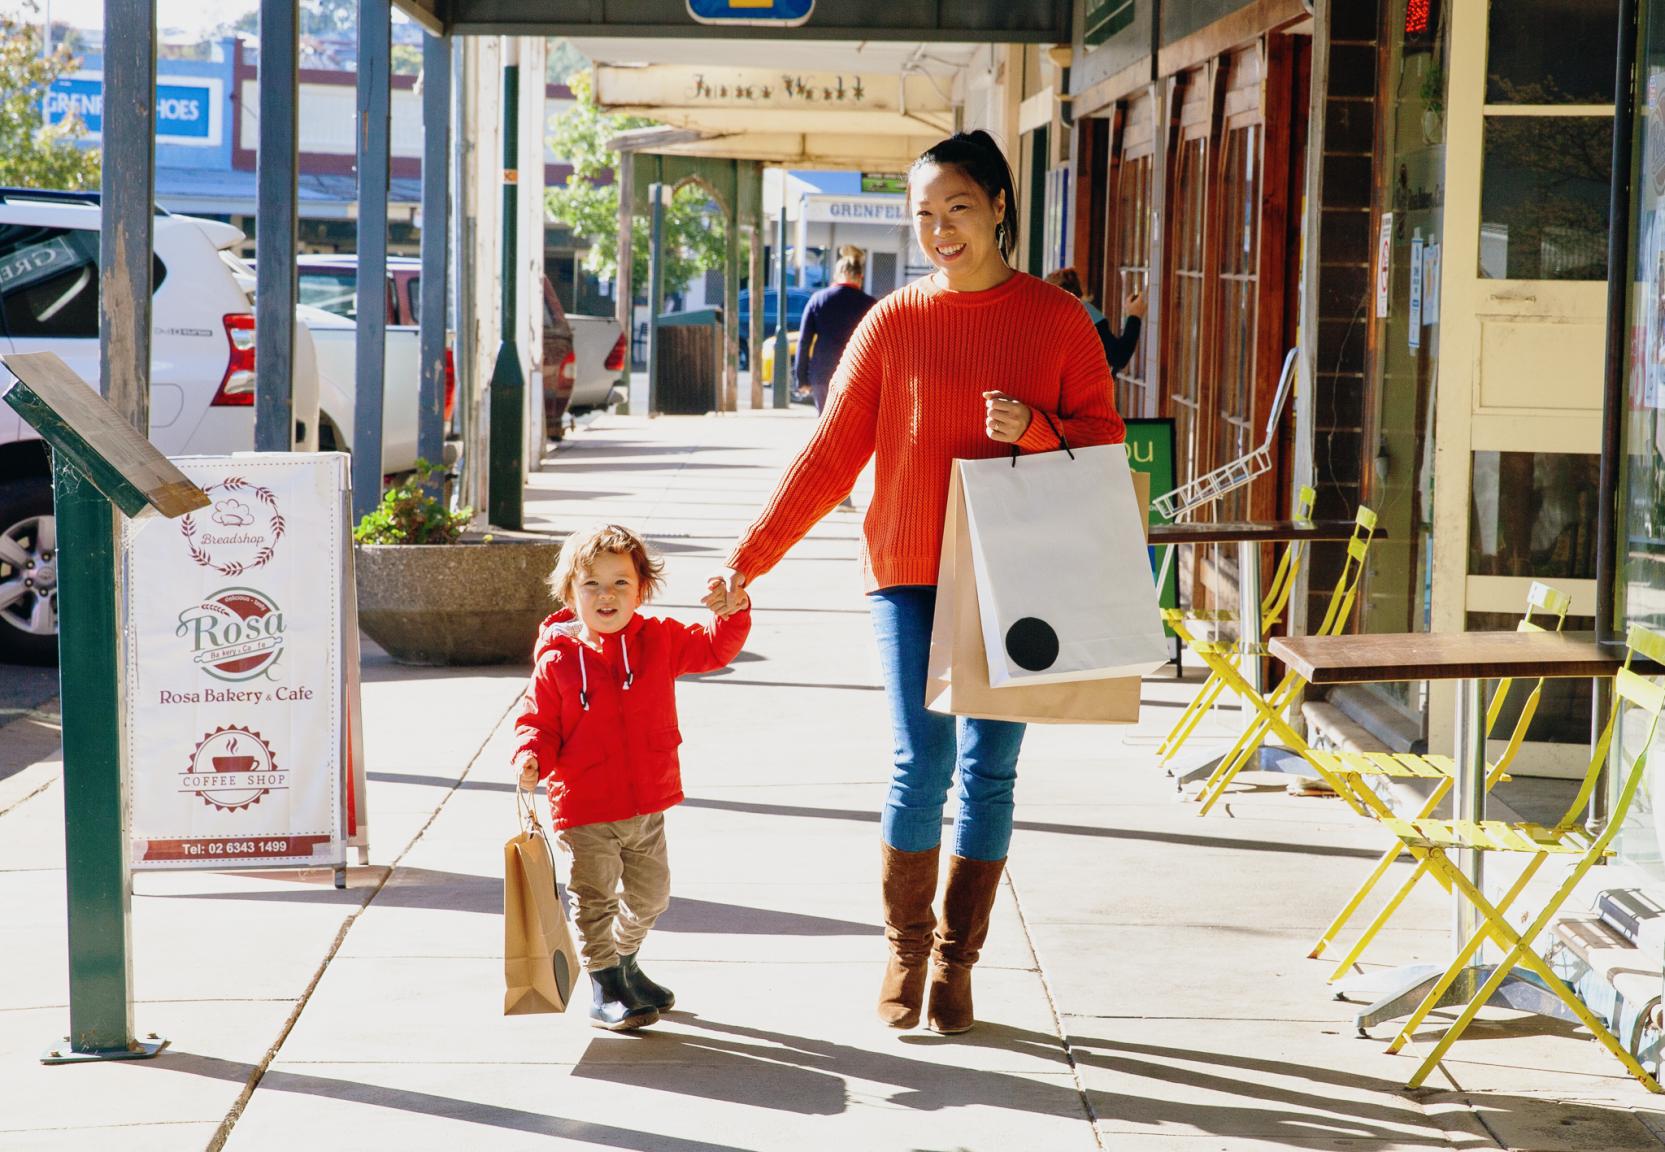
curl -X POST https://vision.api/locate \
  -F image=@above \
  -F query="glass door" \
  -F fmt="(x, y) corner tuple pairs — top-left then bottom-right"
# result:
(1426, 0), (1614, 765)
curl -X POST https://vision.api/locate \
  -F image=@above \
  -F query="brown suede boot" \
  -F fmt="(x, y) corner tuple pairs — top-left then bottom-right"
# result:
(926, 855), (1006, 1034)
(877, 843), (940, 1027)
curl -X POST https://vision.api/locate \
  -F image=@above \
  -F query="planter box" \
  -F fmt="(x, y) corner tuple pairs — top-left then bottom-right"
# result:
(355, 538), (561, 665)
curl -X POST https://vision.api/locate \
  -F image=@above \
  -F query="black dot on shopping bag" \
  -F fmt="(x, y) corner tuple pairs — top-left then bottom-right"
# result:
(554, 951), (573, 1002)
(1005, 617), (1059, 671)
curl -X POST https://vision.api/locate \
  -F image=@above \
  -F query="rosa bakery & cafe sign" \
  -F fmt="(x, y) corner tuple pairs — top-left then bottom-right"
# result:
(123, 454), (368, 872)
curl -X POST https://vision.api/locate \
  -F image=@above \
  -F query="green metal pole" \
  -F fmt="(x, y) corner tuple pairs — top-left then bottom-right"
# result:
(645, 183), (666, 416)
(46, 454), (158, 1062)
(773, 207), (789, 409)
(487, 39), (524, 530)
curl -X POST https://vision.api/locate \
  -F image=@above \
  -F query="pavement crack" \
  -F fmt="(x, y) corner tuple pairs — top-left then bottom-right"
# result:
(1004, 865), (1106, 1151)
(205, 690), (523, 1152)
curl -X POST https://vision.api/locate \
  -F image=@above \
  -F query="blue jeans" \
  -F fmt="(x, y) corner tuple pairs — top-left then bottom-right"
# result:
(869, 586), (1026, 861)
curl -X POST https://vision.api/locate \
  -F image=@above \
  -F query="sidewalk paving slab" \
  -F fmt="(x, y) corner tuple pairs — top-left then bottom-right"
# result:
(7, 408), (1665, 1150)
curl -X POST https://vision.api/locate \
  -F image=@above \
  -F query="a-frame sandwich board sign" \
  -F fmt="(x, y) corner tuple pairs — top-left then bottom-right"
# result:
(0, 350), (211, 1063)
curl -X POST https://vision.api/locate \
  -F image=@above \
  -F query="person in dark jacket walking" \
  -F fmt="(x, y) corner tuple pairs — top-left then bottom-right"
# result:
(514, 523), (751, 1031)
(1045, 266), (1146, 375)
(796, 245), (879, 413)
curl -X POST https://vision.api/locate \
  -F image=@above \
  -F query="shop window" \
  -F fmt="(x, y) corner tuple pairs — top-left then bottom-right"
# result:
(1468, 451), (1600, 580)
(1111, 150), (1152, 419)
(1486, 0), (1619, 105)
(1168, 136), (1208, 483)
(1213, 124), (1260, 519)
(1479, 116), (1614, 280)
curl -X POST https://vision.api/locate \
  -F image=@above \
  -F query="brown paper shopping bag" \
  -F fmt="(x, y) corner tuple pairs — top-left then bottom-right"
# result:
(503, 794), (581, 1014)
(924, 466), (1150, 724)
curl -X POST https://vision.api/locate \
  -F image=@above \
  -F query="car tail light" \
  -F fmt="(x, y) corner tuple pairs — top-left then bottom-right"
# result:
(604, 333), (626, 372)
(559, 350), (576, 388)
(443, 347), (456, 423)
(213, 313), (256, 406)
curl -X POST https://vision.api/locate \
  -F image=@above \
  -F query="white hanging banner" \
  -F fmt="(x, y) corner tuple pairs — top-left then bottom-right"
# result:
(123, 453), (362, 870)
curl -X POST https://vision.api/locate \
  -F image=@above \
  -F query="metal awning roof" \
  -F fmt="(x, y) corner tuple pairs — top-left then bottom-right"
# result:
(393, 0), (1069, 41)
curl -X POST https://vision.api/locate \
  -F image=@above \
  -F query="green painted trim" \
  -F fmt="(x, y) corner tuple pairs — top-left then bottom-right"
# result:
(54, 455), (138, 1055)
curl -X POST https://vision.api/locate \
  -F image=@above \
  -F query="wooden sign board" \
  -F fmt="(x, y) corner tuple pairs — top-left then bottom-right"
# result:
(0, 351), (207, 521)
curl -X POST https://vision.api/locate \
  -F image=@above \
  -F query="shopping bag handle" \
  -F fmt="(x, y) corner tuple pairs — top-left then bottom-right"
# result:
(1009, 410), (1073, 467)
(515, 784), (543, 834)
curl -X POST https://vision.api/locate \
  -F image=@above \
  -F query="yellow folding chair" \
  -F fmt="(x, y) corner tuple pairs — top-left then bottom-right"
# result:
(1181, 505), (1378, 816)
(1156, 485), (1318, 767)
(1308, 581), (1572, 973)
(1367, 623), (1665, 1093)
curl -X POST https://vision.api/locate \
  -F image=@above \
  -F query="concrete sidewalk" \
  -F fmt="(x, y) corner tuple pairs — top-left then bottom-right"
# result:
(4, 406), (1665, 1150)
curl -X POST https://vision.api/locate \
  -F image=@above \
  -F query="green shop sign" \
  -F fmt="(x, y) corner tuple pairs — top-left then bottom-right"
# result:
(1124, 417), (1177, 626)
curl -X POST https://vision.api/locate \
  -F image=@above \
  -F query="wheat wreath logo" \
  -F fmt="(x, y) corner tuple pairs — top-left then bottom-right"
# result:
(179, 477), (285, 576)
(181, 726), (286, 812)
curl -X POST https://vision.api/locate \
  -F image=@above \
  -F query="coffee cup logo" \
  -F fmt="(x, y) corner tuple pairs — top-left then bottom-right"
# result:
(179, 477), (284, 575)
(182, 726), (286, 811)
(177, 588), (285, 682)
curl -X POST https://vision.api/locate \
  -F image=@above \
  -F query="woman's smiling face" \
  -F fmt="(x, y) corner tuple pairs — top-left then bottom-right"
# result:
(909, 163), (1008, 290)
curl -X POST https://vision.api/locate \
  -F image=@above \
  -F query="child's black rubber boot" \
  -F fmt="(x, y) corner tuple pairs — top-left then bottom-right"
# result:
(589, 965), (659, 1031)
(619, 952), (675, 1012)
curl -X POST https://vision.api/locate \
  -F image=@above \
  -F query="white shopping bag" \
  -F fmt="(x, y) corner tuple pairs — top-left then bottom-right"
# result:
(959, 443), (1168, 687)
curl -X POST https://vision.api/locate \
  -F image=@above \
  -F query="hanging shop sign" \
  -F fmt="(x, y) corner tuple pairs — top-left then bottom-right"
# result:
(124, 453), (367, 870)
(687, 0), (814, 26)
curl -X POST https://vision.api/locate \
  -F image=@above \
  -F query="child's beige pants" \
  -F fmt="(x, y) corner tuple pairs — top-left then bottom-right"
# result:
(556, 812), (670, 972)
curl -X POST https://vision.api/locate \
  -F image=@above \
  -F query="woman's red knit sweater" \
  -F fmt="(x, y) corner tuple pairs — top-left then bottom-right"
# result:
(728, 271), (1126, 590)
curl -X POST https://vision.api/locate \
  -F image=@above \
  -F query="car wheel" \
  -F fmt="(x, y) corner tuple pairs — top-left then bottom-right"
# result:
(0, 478), (60, 665)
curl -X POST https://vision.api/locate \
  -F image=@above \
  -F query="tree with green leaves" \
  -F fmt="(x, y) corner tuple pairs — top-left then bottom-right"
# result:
(545, 71), (725, 300)
(0, 5), (101, 191)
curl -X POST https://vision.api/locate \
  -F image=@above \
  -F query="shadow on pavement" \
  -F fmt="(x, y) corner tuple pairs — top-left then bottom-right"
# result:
(1048, 1031), (1650, 1149)
(145, 867), (880, 935)
(575, 1014), (1081, 1121)
(679, 796), (1381, 860)
(130, 1050), (756, 1152)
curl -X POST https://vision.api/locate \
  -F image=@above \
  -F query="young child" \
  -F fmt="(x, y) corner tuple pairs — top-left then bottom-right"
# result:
(513, 523), (750, 1031)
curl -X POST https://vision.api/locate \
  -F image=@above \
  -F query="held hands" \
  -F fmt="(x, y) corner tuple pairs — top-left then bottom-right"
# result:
(704, 569), (750, 618)
(983, 391), (1033, 444)
(516, 755), (539, 793)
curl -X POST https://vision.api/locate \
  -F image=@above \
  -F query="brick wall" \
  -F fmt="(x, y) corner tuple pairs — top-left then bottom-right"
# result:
(1305, 0), (1380, 627)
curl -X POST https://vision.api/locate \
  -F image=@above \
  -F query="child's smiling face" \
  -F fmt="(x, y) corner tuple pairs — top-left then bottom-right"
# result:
(572, 551), (643, 636)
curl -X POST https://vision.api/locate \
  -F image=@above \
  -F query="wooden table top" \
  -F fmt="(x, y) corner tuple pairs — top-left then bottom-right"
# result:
(1269, 630), (1634, 685)
(1148, 519), (1375, 545)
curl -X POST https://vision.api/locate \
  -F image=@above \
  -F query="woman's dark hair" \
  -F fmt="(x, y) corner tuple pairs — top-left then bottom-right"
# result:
(910, 130), (1019, 262)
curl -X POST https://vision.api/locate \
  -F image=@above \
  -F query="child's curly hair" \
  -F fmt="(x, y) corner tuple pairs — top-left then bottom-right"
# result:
(547, 523), (666, 607)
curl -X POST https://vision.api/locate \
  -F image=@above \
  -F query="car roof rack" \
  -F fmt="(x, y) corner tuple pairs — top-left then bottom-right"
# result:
(0, 187), (172, 215)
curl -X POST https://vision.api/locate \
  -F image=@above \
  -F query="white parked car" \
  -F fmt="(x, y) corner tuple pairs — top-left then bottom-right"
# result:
(0, 189), (322, 663)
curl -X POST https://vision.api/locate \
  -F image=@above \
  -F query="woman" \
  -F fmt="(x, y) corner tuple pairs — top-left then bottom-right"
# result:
(1044, 265), (1147, 375)
(714, 131), (1125, 1034)
(796, 246), (879, 414)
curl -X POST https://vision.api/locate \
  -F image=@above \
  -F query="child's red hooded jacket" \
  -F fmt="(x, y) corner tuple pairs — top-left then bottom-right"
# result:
(512, 607), (751, 830)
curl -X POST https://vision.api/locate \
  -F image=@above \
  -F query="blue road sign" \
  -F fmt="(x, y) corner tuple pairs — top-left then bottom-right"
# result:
(688, 0), (814, 26)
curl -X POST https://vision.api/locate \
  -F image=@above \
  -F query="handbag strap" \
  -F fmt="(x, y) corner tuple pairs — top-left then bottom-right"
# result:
(1009, 409), (1074, 467)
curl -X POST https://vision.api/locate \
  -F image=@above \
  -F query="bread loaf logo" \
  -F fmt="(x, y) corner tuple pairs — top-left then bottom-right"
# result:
(182, 726), (285, 812)
(177, 588), (285, 682)
(179, 477), (284, 575)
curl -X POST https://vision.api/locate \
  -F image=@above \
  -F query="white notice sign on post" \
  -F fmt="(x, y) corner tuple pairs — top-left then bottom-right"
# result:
(124, 454), (352, 870)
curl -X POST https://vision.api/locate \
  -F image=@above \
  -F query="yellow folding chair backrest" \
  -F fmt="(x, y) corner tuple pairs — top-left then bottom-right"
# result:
(1556, 624), (1665, 840)
(1260, 485), (1320, 626)
(1482, 582), (1572, 785)
(1312, 505), (1378, 639)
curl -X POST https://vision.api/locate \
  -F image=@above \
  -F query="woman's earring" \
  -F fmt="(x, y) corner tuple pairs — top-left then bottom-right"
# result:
(995, 223), (1007, 250)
